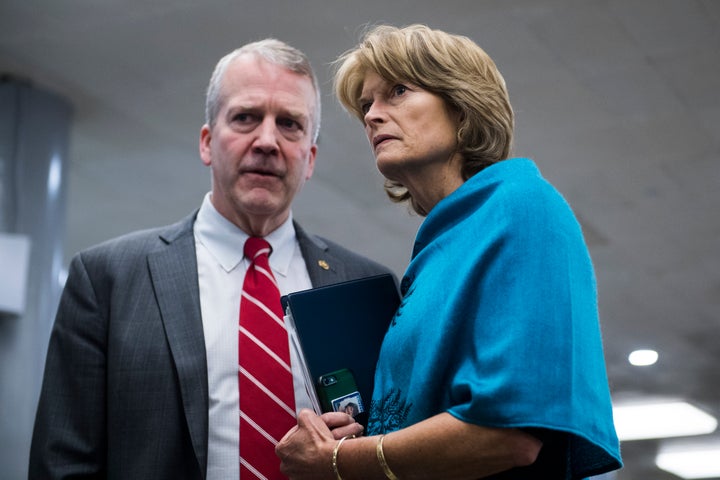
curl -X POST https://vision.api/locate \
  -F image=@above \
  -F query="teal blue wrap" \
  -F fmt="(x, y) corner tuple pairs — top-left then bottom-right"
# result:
(368, 158), (622, 478)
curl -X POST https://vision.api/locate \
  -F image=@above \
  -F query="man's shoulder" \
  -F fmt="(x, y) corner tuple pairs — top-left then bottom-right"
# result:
(315, 234), (382, 265)
(75, 212), (197, 262)
(294, 222), (396, 282)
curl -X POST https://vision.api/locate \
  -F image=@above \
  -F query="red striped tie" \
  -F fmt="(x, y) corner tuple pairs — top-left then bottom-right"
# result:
(239, 237), (295, 479)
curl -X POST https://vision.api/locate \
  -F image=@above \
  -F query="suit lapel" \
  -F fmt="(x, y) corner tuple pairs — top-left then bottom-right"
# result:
(294, 221), (347, 287)
(147, 216), (208, 476)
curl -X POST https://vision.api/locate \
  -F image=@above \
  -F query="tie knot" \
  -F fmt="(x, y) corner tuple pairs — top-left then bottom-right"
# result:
(244, 236), (271, 261)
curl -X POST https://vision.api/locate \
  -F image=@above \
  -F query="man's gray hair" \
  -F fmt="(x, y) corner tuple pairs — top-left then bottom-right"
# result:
(205, 39), (321, 143)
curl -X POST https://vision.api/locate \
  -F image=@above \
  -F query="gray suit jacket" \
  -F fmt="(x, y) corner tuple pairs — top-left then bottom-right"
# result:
(29, 212), (396, 480)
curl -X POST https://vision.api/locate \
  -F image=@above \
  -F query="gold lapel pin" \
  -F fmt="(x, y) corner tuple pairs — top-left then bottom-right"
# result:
(318, 259), (330, 270)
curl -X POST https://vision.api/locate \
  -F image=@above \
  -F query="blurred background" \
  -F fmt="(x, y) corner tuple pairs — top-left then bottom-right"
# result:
(1, 1), (718, 478)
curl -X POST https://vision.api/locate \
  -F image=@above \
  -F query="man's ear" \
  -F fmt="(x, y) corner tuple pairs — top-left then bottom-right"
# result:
(305, 144), (318, 180)
(199, 124), (212, 166)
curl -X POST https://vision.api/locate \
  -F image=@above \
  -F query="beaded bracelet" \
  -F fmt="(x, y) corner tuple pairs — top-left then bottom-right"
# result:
(376, 434), (400, 480)
(332, 434), (355, 480)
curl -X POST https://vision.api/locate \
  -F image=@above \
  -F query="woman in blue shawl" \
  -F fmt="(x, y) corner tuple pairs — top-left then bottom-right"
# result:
(277, 24), (622, 479)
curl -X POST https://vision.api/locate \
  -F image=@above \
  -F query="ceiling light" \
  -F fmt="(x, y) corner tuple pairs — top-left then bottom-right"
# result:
(656, 441), (720, 478)
(628, 349), (658, 366)
(613, 400), (717, 441)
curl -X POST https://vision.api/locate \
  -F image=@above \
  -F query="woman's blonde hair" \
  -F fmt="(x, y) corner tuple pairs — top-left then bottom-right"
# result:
(334, 24), (514, 214)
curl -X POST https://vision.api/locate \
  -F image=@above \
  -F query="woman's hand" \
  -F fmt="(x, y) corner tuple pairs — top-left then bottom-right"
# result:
(322, 410), (365, 439)
(276, 409), (363, 479)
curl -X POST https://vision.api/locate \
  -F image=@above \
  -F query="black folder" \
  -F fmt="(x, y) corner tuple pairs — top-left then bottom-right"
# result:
(281, 273), (400, 418)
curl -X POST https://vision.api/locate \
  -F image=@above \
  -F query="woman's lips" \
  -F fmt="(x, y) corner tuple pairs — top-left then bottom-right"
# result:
(373, 134), (396, 149)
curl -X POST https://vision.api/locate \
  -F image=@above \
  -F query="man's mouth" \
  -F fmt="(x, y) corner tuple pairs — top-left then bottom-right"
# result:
(242, 166), (280, 178)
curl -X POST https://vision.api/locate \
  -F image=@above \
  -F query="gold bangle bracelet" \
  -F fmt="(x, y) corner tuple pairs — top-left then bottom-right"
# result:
(332, 434), (355, 480)
(376, 434), (400, 480)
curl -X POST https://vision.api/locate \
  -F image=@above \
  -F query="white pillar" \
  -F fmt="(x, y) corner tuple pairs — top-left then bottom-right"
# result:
(0, 76), (72, 479)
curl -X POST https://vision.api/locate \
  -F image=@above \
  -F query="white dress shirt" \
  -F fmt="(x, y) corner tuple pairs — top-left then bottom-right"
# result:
(194, 193), (314, 480)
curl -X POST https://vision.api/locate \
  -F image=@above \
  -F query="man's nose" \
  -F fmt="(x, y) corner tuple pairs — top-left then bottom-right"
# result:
(252, 117), (280, 154)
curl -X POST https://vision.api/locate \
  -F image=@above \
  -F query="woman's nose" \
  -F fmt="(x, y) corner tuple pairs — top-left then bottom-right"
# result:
(363, 101), (386, 125)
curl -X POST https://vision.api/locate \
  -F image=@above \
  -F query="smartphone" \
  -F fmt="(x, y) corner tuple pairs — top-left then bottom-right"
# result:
(316, 368), (365, 418)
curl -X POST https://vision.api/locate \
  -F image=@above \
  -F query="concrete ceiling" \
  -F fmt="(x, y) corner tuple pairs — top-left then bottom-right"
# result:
(2, 1), (719, 478)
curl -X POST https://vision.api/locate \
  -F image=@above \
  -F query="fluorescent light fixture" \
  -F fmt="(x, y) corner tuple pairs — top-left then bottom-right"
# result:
(613, 400), (717, 441)
(628, 349), (658, 366)
(656, 441), (720, 478)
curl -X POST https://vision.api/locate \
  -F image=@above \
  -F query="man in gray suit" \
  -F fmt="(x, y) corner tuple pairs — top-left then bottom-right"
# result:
(29, 39), (393, 480)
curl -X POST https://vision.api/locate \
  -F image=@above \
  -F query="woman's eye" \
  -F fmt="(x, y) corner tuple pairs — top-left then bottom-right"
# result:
(361, 102), (372, 115)
(393, 85), (408, 96)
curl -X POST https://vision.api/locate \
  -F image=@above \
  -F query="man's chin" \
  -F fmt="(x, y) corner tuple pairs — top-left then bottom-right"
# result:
(239, 192), (289, 218)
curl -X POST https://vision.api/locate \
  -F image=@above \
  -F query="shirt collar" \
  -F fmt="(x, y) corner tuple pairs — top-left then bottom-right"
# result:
(194, 192), (296, 277)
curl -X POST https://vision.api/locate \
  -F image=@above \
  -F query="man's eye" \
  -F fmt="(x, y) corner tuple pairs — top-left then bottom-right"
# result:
(278, 118), (301, 131)
(232, 113), (254, 123)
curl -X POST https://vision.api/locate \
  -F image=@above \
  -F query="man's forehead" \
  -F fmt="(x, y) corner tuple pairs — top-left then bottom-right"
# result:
(224, 90), (312, 118)
(221, 58), (315, 112)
